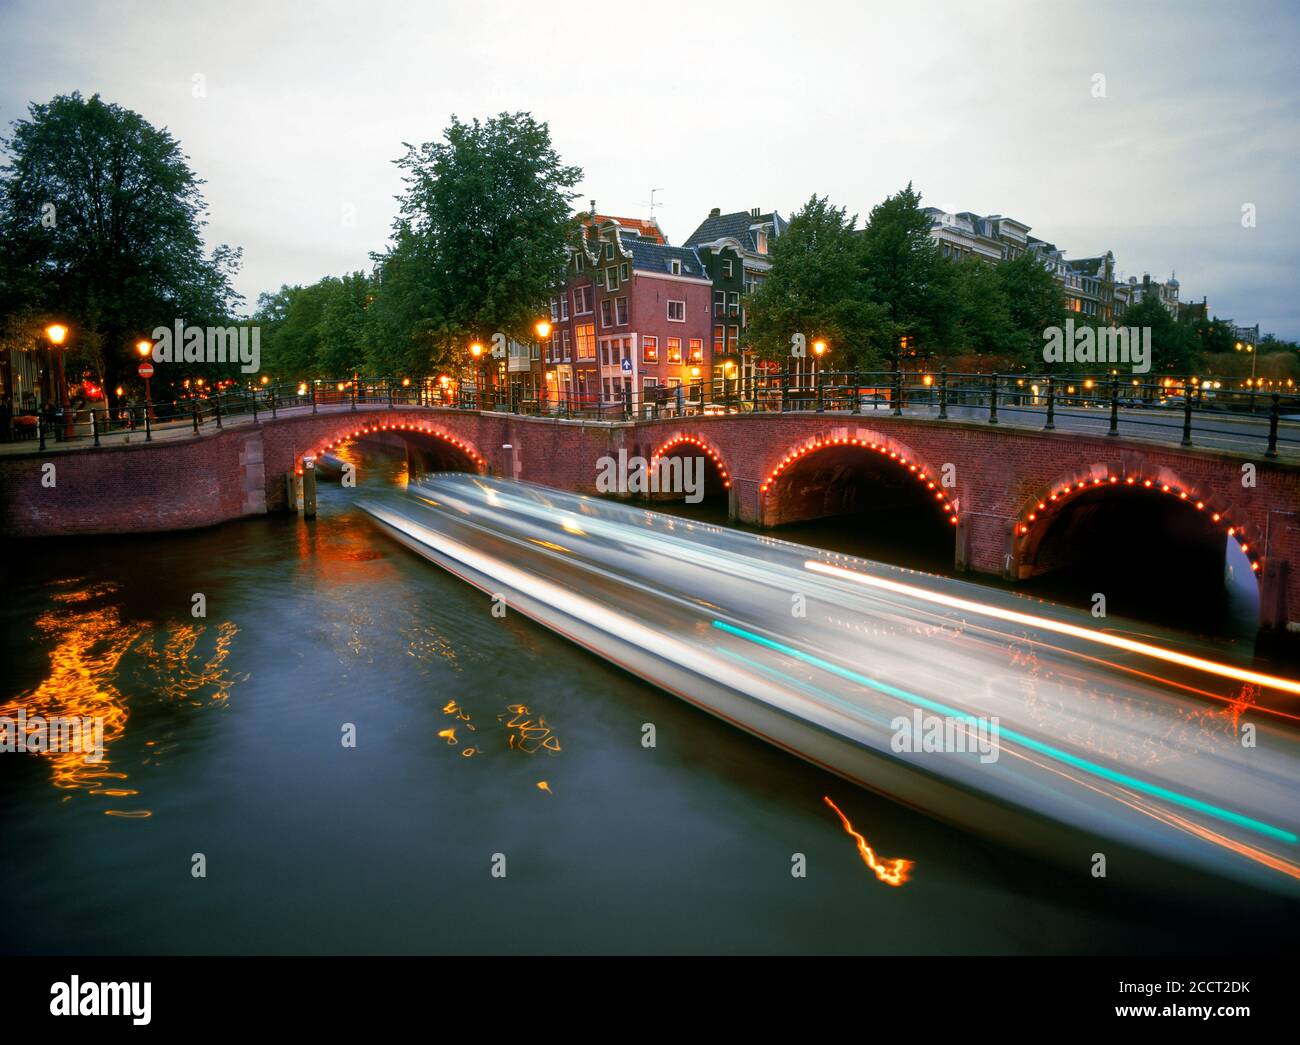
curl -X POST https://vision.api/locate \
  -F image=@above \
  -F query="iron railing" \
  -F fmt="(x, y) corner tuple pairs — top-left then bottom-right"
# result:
(4, 371), (1296, 459)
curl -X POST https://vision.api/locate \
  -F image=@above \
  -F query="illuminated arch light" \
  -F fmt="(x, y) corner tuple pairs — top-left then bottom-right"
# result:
(651, 435), (731, 489)
(758, 436), (958, 525)
(1014, 475), (1260, 573)
(315, 423), (484, 468)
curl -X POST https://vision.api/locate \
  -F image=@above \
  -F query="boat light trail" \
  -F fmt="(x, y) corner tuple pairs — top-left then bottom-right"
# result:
(712, 620), (1298, 845)
(824, 796), (914, 886)
(805, 560), (1300, 697)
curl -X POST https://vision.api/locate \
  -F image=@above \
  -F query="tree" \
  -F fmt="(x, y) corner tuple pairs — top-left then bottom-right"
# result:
(1117, 298), (1197, 374)
(859, 183), (952, 359)
(997, 251), (1066, 367)
(375, 112), (581, 366)
(950, 258), (1015, 360)
(0, 92), (242, 395)
(745, 195), (889, 369)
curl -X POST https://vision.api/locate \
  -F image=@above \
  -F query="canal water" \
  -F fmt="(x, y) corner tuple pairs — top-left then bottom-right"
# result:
(2, 444), (1295, 954)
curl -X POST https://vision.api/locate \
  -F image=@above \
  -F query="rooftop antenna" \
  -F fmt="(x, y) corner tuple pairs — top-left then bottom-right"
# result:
(642, 188), (664, 219)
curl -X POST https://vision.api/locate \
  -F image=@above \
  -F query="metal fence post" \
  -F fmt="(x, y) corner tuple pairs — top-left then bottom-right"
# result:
(251, 388), (259, 424)
(91, 409), (100, 447)
(1265, 393), (1280, 459)
(214, 397), (223, 429)
(892, 368), (903, 416)
(1180, 378), (1193, 446)
(192, 399), (200, 433)
(144, 403), (152, 442)
(1044, 376), (1055, 430)
(1107, 373), (1119, 436)
(311, 381), (317, 414)
(988, 373), (999, 424)
(938, 367), (949, 420)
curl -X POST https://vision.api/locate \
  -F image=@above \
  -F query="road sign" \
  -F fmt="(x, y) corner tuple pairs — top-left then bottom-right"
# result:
(621, 358), (632, 373)
(137, 362), (155, 379)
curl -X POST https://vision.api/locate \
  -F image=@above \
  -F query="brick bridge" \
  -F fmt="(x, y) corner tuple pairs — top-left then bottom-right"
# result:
(2, 404), (1297, 634)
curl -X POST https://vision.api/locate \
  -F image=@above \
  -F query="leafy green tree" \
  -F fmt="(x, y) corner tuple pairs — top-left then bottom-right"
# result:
(0, 92), (242, 394)
(378, 112), (581, 363)
(1118, 298), (1198, 374)
(951, 258), (1014, 359)
(997, 251), (1066, 366)
(745, 195), (889, 369)
(859, 183), (952, 359)
(366, 225), (444, 376)
(317, 272), (372, 377)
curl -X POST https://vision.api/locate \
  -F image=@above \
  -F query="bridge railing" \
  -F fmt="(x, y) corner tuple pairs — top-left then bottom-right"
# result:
(6, 372), (1296, 459)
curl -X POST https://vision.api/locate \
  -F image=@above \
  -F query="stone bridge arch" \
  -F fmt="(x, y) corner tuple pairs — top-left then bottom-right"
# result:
(754, 425), (959, 531)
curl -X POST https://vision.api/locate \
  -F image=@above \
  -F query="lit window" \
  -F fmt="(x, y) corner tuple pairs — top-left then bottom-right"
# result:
(689, 339), (703, 362)
(643, 336), (658, 363)
(667, 338), (682, 364)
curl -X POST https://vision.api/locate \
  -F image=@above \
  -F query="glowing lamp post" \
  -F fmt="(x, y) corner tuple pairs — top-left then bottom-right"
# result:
(45, 324), (73, 438)
(470, 341), (485, 407)
(534, 320), (552, 409)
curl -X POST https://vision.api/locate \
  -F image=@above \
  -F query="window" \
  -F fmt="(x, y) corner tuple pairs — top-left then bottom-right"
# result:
(727, 327), (738, 354)
(615, 297), (628, 325)
(604, 243), (614, 260)
(713, 324), (724, 354)
(606, 266), (619, 291)
(620, 262), (629, 282)
(562, 330), (571, 360)
(576, 323), (596, 359)
(756, 230), (768, 254)
(560, 295), (569, 321)
(670, 259), (682, 275)
(667, 300), (685, 322)
(549, 298), (559, 321)
(574, 254), (585, 272)
(667, 337), (682, 364)
(714, 290), (725, 316)
(643, 336), (658, 363)
(600, 300), (612, 328)
(722, 258), (733, 278)
(728, 291), (739, 315)
(689, 339), (703, 362)
(573, 286), (592, 315)
(595, 269), (604, 288)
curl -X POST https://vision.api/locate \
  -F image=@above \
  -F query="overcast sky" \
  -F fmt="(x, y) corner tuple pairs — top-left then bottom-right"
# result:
(3, 0), (1297, 336)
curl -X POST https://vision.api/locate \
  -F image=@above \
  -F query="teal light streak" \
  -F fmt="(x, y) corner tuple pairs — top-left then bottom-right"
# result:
(711, 619), (1298, 845)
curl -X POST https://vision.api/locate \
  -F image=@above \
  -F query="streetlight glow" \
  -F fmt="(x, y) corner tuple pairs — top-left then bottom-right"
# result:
(136, 339), (152, 357)
(46, 324), (68, 345)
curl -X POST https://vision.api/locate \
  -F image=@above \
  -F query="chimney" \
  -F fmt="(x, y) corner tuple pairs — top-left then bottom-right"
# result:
(589, 199), (596, 218)
(751, 207), (761, 218)
(709, 207), (720, 218)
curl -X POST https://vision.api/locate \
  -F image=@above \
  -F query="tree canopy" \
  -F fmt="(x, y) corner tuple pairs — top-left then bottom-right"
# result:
(0, 92), (242, 390)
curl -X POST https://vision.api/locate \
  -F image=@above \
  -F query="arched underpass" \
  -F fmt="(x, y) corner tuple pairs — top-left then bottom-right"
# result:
(1017, 482), (1260, 641)
(312, 422), (485, 488)
(639, 435), (732, 522)
(758, 440), (958, 573)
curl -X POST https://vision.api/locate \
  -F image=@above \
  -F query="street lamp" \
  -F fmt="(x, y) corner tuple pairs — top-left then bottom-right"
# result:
(136, 339), (155, 422)
(811, 338), (828, 400)
(470, 341), (485, 407)
(533, 320), (552, 408)
(44, 324), (72, 438)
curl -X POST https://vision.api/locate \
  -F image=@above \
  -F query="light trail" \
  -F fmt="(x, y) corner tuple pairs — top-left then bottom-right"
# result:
(712, 619), (1299, 844)
(805, 560), (1300, 697)
(823, 796), (914, 886)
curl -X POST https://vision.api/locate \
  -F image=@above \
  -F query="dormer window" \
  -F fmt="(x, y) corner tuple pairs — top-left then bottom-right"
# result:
(670, 259), (682, 275)
(756, 230), (768, 254)
(604, 243), (614, 260)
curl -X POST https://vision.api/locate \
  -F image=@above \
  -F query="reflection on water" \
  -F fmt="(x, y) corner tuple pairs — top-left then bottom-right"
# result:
(0, 575), (246, 816)
(0, 580), (141, 798)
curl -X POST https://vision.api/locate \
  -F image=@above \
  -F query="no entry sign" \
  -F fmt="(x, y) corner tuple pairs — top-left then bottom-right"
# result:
(138, 362), (155, 379)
